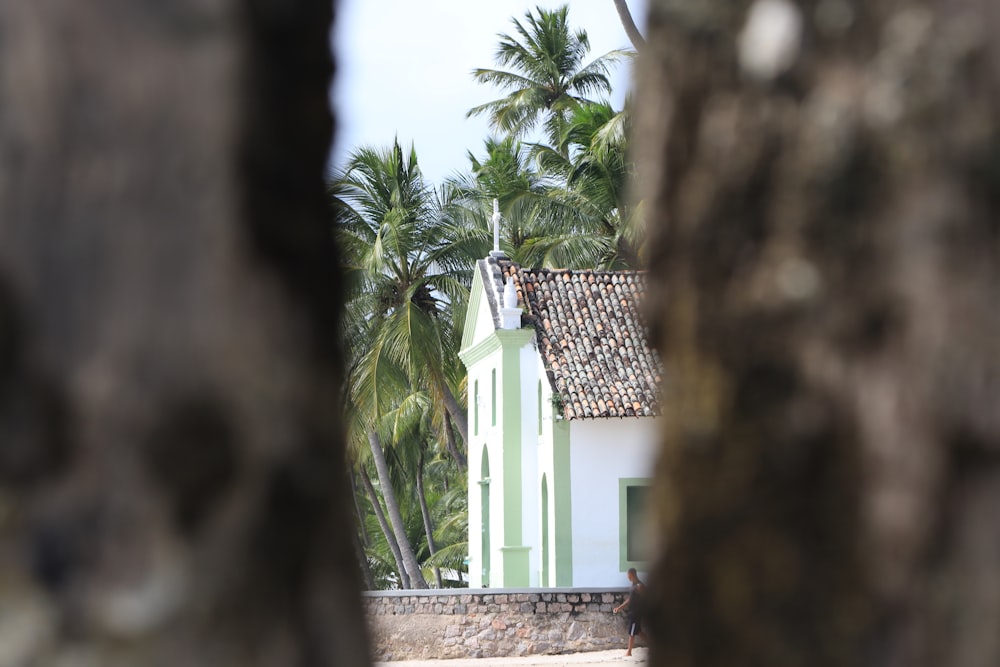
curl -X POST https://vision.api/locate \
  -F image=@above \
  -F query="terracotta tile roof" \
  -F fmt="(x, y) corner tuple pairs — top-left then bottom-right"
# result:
(485, 256), (663, 420)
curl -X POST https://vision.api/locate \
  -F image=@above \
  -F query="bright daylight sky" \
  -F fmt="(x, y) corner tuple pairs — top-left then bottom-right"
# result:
(330, 0), (648, 186)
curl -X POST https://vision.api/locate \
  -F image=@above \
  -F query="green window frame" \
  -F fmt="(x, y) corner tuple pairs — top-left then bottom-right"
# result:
(473, 380), (479, 435)
(619, 478), (652, 571)
(537, 380), (543, 435)
(491, 368), (497, 426)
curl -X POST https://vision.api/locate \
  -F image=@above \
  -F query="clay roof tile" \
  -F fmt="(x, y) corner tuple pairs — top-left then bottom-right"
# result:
(501, 262), (663, 421)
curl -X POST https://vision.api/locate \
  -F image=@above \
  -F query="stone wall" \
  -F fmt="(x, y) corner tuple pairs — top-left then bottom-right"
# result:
(364, 588), (631, 661)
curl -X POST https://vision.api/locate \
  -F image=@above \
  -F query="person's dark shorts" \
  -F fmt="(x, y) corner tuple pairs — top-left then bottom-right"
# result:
(628, 618), (642, 636)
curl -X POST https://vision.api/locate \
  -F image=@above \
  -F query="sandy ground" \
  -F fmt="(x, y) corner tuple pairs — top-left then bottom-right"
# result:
(376, 647), (648, 666)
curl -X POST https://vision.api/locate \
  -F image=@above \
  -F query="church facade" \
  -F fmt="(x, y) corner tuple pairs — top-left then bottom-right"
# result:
(459, 252), (663, 588)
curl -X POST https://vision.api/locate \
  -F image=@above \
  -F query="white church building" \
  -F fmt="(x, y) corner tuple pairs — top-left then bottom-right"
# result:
(459, 244), (663, 588)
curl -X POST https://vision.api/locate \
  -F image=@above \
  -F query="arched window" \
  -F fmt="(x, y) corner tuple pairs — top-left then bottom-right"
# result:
(480, 446), (491, 587)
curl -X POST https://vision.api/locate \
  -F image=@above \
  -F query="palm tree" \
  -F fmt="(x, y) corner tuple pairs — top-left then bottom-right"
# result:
(357, 463), (413, 588)
(348, 384), (469, 589)
(333, 139), (471, 449)
(447, 104), (644, 270)
(612, 0), (646, 51)
(467, 5), (626, 146)
(444, 136), (557, 257)
(531, 100), (645, 268)
(334, 140), (481, 588)
(340, 330), (427, 589)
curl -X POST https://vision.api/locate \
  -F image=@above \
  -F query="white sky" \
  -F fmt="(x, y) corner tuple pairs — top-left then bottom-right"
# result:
(330, 0), (648, 186)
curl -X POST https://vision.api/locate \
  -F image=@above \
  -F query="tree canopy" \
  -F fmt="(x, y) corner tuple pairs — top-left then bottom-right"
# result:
(333, 4), (641, 589)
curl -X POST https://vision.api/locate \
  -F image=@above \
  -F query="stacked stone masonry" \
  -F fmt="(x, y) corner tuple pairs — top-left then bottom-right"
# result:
(364, 588), (630, 661)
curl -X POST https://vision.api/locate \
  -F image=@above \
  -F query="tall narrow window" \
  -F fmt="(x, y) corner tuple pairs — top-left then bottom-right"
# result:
(491, 368), (497, 426)
(481, 446), (491, 587)
(619, 479), (652, 570)
(537, 380), (543, 435)
(474, 380), (479, 435)
(625, 485), (651, 562)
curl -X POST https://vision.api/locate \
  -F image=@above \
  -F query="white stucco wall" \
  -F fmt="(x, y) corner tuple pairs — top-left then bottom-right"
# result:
(518, 343), (541, 586)
(466, 334), (540, 589)
(534, 355), (557, 586)
(568, 417), (659, 587)
(463, 265), (660, 589)
(466, 347), (502, 589)
(469, 281), (497, 348)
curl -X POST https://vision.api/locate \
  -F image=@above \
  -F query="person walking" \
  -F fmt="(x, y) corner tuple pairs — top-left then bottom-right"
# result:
(613, 568), (647, 657)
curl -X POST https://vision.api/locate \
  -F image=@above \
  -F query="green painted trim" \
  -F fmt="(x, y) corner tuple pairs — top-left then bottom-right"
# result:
(473, 380), (479, 436)
(619, 478), (653, 572)
(459, 332), (501, 367)
(462, 295), (534, 589)
(541, 474), (550, 587)
(491, 368), (497, 426)
(495, 328), (534, 346)
(500, 546), (531, 587)
(459, 319), (534, 367)
(552, 419), (573, 586)
(501, 341), (522, 546)
(460, 262), (485, 352)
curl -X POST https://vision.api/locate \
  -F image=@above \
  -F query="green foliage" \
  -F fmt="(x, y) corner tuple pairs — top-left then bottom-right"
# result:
(353, 431), (470, 589)
(467, 5), (626, 145)
(334, 4), (644, 589)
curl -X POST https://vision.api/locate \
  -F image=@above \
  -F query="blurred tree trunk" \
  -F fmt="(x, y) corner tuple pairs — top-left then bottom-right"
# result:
(635, 1), (1000, 666)
(0, 1), (369, 665)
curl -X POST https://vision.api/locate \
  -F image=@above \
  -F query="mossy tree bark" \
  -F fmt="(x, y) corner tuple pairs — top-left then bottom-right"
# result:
(0, 1), (369, 665)
(635, 1), (1000, 666)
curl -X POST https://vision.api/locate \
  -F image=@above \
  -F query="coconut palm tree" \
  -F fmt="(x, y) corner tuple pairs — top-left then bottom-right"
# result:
(443, 136), (558, 257)
(340, 325), (428, 588)
(531, 100), (645, 268)
(348, 384), (469, 589)
(612, 0), (646, 51)
(357, 463), (412, 588)
(443, 132), (623, 270)
(332, 139), (471, 449)
(448, 103), (644, 270)
(334, 140), (481, 588)
(467, 5), (626, 146)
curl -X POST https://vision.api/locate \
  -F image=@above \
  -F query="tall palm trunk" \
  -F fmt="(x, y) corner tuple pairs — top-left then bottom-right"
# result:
(416, 449), (444, 588)
(351, 514), (377, 591)
(442, 413), (467, 470)
(612, 0), (645, 50)
(359, 466), (410, 589)
(349, 471), (377, 590)
(349, 469), (370, 547)
(440, 382), (468, 450)
(367, 429), (427, 588)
